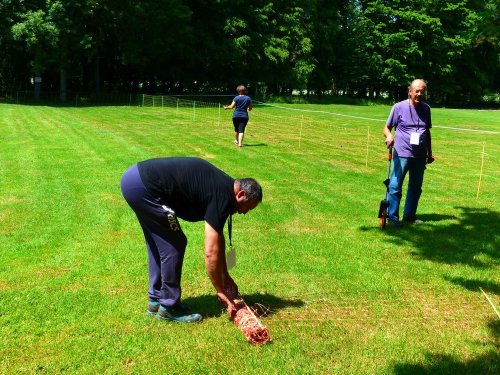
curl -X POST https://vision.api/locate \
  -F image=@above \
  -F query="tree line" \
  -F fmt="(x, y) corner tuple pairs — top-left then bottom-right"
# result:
(0, 0), (498, 105)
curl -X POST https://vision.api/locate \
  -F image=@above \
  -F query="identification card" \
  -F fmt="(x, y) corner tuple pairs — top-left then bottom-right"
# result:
(226, 247), (236, 269)
(410, 132), (420, 145)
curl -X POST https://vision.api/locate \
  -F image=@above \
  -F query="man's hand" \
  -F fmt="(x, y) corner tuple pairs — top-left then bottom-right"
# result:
(217, 292), (237, 314)
(427, 155), (435, 164)
(385, 134), (394, 148)
(383, 125), (394, 148)
(216, 276), (239, 316)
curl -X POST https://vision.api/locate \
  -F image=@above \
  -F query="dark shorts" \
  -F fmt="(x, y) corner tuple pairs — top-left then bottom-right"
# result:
(232, 117), (249, 133)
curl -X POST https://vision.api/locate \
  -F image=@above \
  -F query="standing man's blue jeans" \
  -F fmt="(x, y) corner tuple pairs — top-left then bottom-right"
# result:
(388, 153), (427, 222)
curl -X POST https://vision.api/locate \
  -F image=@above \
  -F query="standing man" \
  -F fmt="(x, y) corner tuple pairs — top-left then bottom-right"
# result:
(120, 157), (262, 322)
(224, 85), (253, 147)
(383, 79), (435, 227)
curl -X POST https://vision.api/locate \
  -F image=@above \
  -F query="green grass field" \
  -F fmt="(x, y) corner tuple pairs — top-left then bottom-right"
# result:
(0, 101), (498, 374)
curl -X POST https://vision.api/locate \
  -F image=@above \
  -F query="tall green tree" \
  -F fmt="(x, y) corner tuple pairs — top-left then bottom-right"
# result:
(461, 0), (499, 102)
(11, 1), (59, 98)
(77, 0), (122, 95)
(307, 0), (349, 96)
(10, 0), (106, 100)
(0, 0), (497, 104)
(0, 1), (27, 93)
(420, 0), (482, 103)
(117, 0), (193, 92)
(335, 0), (498, 104)
(221, 0), (315, 95)
(44, 0), (85, 100)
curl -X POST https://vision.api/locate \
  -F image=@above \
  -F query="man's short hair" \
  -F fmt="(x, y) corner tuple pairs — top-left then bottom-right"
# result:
(236, 178), (262, 202)
(409, 79), (427, 90)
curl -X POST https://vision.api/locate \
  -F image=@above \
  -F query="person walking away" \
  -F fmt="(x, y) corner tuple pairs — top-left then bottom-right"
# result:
(224, 85), (253, 147)
(382, 79), (435, 227)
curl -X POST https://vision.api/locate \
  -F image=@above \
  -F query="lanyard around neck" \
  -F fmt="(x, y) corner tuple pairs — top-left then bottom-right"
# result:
(228, 214), (233, 248)
(408, 99), (420, 129)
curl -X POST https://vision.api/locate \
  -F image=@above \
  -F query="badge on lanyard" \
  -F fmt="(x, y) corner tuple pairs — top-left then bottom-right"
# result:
(410, 132), (420, 145)
(226, 247), (236, 269)
(408, 101), (422, 146)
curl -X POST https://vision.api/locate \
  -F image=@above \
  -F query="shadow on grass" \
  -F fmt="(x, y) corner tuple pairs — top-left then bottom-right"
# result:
(361, 206), (499, 268)
(405, 213), (456, 222)
(241, 143), (268, 147)
(393, 318), (499, 374)
(185, 292), (305, 319)
(444, 276), (500, 294)
(360, 206), (499, 296)
(393, 350), (500, 375)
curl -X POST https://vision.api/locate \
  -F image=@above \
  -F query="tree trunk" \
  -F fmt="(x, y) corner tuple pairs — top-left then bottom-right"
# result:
(34, 75), (42, 99)
(60, 67), (67, 101)
(94, 54), (101, 95)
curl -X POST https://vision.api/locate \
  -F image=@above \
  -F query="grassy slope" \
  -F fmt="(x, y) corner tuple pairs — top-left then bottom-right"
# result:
(0, 103), (498, 374)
